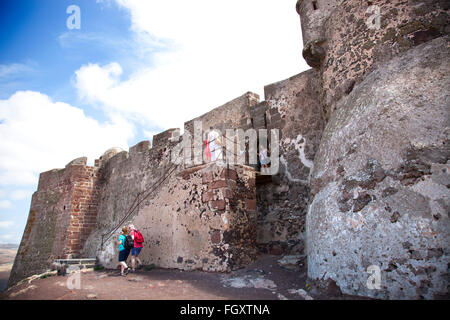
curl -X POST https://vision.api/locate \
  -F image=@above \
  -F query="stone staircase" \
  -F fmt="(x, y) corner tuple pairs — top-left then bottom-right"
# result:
(53, 258), (97, 273)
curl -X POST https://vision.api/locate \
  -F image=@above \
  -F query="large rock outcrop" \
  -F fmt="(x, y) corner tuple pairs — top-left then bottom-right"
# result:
(307, 36), (450, 299)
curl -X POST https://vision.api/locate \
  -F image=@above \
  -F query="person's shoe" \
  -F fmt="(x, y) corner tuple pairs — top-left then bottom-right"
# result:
(124, 268), (130, 275)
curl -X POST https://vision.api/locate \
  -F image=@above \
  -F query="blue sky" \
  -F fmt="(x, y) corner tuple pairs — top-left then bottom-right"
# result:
(1, 0), (140, 120)
(0, 0), (307, 244)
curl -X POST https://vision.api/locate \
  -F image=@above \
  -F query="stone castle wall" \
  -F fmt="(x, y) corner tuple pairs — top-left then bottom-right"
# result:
(82, 141), (258, 271)
(183, 88), (325, 256)
(10, 75), (323, 286)
(8, 158), (100, 286)
(79, 123), (257, 271)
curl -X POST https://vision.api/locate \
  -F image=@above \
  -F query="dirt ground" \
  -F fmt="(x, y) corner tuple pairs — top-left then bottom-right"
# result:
(0, 255), (371, 300)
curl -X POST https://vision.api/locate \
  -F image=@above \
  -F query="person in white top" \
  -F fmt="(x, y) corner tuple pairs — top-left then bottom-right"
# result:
(208, 128), (222, 161)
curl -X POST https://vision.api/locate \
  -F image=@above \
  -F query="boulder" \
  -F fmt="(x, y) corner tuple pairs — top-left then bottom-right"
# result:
(307, 36), (450, 299)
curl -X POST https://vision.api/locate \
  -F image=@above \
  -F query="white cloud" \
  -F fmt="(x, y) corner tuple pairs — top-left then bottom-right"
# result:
(75, 0), (308, 132)
(0, 63), (34, 79)
(10, 190), (30, 201)
(0, 221), (14, 228)
(0, 91), (135, 186)
(0, 200), (12, 209)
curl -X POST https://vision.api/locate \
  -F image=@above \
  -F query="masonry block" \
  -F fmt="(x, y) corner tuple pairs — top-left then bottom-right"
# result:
(153, 128), (180, 149)
(202, 191), (214, 203)
(202, 172), (214, 184)
(211, 199), (226, 211)
(220, 168), (237, 180)
(129, 140), (151, 156)
(245, 198), (257, 211)
(209, 180), (228, 189)
(211, 230), (221, 244)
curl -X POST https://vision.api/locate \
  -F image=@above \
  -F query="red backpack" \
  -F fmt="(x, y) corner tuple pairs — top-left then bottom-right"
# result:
(133, 229), (144, 244)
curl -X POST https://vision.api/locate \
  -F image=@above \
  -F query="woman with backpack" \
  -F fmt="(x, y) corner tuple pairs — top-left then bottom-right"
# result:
(117, 226), (133, 276)
(129, 224), (144, 272)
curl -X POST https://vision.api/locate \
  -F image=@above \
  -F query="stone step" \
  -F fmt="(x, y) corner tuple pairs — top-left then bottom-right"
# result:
(52, 258), (98, 275)
(54, 258), (97, 266)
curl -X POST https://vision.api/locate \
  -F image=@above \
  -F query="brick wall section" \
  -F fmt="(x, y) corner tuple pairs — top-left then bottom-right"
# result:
(64, 165), (100, 258)
(202, 165), (258, 269)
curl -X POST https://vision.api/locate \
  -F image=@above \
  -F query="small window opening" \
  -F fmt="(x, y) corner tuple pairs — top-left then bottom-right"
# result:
(312, 1), (318, 10)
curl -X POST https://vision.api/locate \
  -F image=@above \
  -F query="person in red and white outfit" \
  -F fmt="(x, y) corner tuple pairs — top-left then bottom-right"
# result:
(128, 224), (144, 272)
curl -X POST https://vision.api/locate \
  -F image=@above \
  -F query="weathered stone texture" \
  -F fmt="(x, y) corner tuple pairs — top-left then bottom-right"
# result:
(84, 157), (257, 272)
(82, 136), (176, 263)
(307, 36), (450, 299)
(80, 98), (260, 272)
(64, 165), (101, 258)
(297, 0), (450, 120)
(11, 2), (448, 301)
(153, 129), (179, 150)
(257, 70), (324, 255)
(185, 92), (260, 134)
(8, 161), (101, 287)
(296, 0), (344, 68)
(183, 92), (260, 166)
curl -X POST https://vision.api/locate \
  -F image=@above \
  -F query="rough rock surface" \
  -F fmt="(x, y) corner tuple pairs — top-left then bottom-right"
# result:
(297, 0), (450, 121)
(257, 70), (324, 256)
(307, 36), (450, 299)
